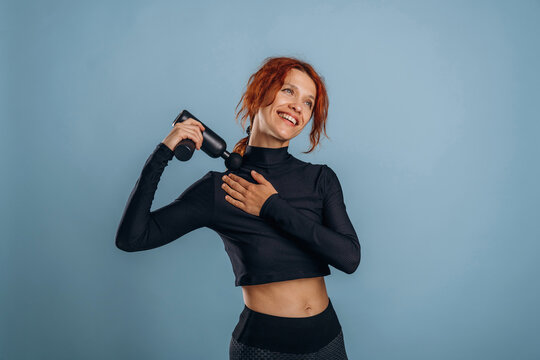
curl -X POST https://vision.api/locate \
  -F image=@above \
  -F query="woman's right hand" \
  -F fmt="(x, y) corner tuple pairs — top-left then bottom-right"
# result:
(161, 118), (206, 152)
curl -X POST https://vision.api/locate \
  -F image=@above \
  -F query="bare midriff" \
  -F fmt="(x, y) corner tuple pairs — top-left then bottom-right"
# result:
(241, 276), (329, 318)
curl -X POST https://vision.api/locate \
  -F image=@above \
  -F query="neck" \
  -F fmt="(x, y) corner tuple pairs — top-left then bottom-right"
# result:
(242, 144), (291, 166)
(247, 131), (290, 148)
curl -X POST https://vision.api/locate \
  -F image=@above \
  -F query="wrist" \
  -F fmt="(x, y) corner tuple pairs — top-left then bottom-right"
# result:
(259, 193), (280, 218)
(160, 141), (175, 152)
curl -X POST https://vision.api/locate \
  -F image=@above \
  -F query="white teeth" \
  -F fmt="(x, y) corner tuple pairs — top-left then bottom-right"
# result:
(278, 112), (297, 125)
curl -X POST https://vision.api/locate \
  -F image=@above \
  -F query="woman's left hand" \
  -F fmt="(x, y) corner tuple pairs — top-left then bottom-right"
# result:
(221, 170), (278, 217)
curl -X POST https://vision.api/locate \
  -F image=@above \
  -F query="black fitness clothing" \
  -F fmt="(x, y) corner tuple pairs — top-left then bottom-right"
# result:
(229, 298), (348, 359)
(229, 331), (348, 360)
(115, 143), (360, 286)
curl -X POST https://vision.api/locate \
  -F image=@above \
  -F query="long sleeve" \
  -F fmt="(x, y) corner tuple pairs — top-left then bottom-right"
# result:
(259, 165), (360, 274)
(115, 143), (214, 252)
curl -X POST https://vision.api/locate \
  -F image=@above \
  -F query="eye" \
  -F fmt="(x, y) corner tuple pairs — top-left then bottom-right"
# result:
(283, 88), (313, 108)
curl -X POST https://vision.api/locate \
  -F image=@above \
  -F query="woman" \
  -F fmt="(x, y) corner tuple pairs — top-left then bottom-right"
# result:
(116, 56), (361, 359)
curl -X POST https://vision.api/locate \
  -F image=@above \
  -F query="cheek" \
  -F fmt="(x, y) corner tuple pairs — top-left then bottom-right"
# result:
(300, 117), (312, 131)
(258, 105), (272, 119)
(264, 107), (276, 123)
(257, 107), (277, 131)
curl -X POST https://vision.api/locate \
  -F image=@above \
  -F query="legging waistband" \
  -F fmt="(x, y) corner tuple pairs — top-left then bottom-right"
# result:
(232, 297), (342, 354)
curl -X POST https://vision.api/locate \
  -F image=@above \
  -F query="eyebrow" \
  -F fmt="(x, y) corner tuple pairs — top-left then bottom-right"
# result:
(284, 83), (315, 101)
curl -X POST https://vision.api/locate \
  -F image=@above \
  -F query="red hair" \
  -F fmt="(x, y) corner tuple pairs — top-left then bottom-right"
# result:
(232, 56), (330, 156)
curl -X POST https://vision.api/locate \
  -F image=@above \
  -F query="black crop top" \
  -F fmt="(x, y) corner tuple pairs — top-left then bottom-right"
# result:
(115, 142), (361, 286)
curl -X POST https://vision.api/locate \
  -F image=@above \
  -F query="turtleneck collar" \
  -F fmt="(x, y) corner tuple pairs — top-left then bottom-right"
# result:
(242, 145), (291, 166)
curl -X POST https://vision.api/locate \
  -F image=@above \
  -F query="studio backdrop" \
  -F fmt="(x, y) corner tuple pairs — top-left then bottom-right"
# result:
(2, 0), (539, 359)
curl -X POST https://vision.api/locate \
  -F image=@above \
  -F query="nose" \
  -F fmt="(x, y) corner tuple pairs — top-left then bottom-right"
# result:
(289, 102), (302, 113)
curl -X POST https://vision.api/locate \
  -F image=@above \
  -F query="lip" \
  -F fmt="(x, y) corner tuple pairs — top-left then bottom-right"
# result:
(277, 111), (299, 126)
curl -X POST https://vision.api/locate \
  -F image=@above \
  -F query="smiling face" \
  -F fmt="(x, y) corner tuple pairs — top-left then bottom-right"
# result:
(250, 68), (317, 148)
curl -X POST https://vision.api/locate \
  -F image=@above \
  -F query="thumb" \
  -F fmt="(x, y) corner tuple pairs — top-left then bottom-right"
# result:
(251, 170), (267, 184)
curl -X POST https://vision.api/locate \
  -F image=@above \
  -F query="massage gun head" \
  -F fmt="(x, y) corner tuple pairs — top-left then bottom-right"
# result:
(223, 151), (243, 171)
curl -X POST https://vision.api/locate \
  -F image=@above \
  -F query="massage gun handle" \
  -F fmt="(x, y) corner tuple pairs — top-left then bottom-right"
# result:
(172, 110), (226, 161)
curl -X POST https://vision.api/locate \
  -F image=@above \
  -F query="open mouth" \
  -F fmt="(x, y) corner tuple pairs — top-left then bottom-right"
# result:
(277, 111), (298, 126)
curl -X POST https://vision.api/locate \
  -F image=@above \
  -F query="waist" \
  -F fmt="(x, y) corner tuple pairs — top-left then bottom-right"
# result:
(241, 276), (328, 317)
(232, 297), (342, 354)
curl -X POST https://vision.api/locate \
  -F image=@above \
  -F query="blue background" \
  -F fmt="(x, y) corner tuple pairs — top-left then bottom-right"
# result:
(2, 0), (539, 359)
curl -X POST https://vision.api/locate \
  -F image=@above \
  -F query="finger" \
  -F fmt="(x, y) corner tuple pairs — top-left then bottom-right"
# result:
(196, 120), (206, 132)
(192, 125), (204, 148)
(177, 120), (205, 136)
(182, 126), (204, 149)
(184, 124), (204, 148)
(182, 128), (203, 149)
(223, 174), (247, 195)
(228, 173), (255, 188)
(225, 194), (245, 210)
(185, 118), (206, 132)
(250, 170), (268, 185)
(181, 123), (204, 134)
(221, 182), (245, 201)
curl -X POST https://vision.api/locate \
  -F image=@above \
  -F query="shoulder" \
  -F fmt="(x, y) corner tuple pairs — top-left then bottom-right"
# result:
(193, 170), (215, 184)
(321, 164), (339, 180)
(287, 155), (335, 184)
(177, 170), (215, 200)
(286, 156), (344, 196)
(316, 164), (343, 197)
(299, 161), (338, 181)
(288, 154), (327, 173)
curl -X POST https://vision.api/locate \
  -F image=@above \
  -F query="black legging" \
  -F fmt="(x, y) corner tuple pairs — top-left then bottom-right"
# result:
(229, 298), (349, 359)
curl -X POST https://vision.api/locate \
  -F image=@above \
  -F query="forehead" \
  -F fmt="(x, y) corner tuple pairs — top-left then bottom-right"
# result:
(284, 69), (317, 98)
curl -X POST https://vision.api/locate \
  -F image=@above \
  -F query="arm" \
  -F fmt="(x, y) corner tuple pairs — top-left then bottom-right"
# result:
(115, 143), (214, 252)
(259, 165), (360, 274)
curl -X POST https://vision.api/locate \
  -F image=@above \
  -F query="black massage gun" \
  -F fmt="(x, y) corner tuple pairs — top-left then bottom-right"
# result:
(172, 109), (243, 170)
